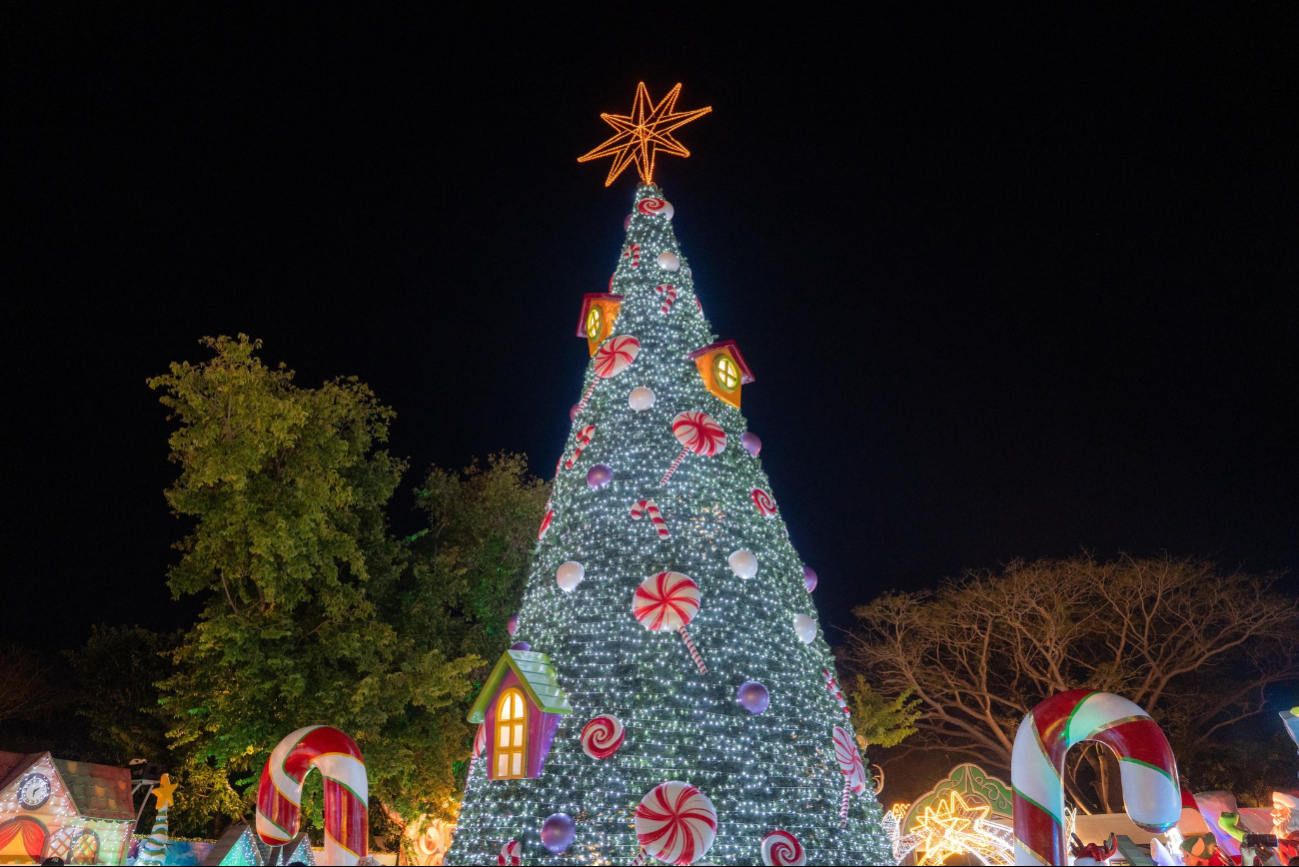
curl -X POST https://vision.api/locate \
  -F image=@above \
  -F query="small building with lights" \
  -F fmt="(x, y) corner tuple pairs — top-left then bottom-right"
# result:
(688, 340), (754, 409)
(467, 650), (572, 781)
(576, 293), (624, 355)
(0, 751), (135, 865)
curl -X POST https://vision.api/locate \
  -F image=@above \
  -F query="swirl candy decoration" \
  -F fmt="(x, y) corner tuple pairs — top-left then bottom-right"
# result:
(1011, 689), (1180, 866)
(832, 725), (868, 826)
(633, 571), (707, 674)
(565, 425), (596, 469)
(577, 335), (642, 413)
(637, 197), (674, 220)
(581, 714), (626, 759)
(497, 839), (521, 866)
(761, 830), (807, 866)
(256, 725), (369, 866)
(632, 781), (718, 866)
(751, 488), (778, 517)
(661, 411), (727, 484)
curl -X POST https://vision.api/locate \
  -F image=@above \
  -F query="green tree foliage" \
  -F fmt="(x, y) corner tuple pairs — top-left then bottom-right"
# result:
(848, 676), (920, 749)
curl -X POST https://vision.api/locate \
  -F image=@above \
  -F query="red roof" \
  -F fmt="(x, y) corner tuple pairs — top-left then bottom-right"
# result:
(687, 340), (755, 384)
(575, 293), (624, 337)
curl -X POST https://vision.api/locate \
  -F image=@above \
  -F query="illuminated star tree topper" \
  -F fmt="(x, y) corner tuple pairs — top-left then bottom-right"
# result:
(578, 82), (712, 186)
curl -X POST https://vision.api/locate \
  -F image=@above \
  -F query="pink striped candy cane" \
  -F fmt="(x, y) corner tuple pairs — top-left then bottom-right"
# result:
(623, 242), (641, 268)
(630, 499), (670, 538)
(256, 726), (368, 866)
(655, 284), (678, 314)
(823, 669), (851, 716)
(565, 425), (596, 469)
(678, 627), (708, 675)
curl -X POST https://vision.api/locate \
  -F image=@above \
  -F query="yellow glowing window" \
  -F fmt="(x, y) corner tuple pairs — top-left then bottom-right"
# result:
(495, 688), (527, 779)
(713, 353), (741, 392)
(586, 307), (603, 342)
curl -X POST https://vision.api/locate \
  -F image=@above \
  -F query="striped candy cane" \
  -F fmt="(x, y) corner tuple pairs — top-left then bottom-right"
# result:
(679, 626), (708, 675)
(1012, 690), (1180, 866)
(565, 425), (596, 469)
(630, 499), (670, 538)
(623, 242), (641, 268)
(256, 726), (368, 866)
(823, 669), (851, 716)
(655, 284), (678, 314)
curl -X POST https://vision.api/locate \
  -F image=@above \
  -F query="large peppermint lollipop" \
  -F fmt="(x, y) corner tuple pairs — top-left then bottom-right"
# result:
(633, 571), (707, 674)
(761, 830), (807, 866)
(631, 781), (718, 866)
(832, 725), (868, 826)
(575, 335), (640, 414)
(660, 411), (726, 484)
(581, 714), (625, 760)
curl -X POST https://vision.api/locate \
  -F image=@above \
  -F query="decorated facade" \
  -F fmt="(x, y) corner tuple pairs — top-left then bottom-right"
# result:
(446, 83), (894, 865)
(0, 751), (135, 865)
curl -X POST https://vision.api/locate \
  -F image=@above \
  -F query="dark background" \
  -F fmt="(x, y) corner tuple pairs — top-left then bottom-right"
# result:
(2, 5), (1295, 648)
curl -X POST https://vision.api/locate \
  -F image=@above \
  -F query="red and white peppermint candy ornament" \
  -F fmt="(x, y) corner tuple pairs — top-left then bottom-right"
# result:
(833, 725), (868, 793)
(633, 571), (707, 674)
(497, 839), (521, 866)
(538, 508), (553, 540)
(751, 488), (777, 517)
(637, 197), (674, 220)
(580, 714), (625, 759)
(575, 336), (641, 414)
(761, 830), (806, 866)
(661, 411), (726, 484)
(634, 781), (718, 866)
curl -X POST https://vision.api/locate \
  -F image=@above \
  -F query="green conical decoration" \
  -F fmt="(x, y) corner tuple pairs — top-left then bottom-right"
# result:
(135, 773), (177, 865)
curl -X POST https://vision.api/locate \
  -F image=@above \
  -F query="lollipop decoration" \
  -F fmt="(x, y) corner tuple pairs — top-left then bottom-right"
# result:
(576, 335), (641, 413)
(661, 411), (727, 484)
(761, 830), (807, 866)
(565, 425), (596, 469)
(497, 840), (521, 866)
(823, 669), (851, 716)
(633, 571), (707, 674)
(632, 781), (718, 866)
(751, 488), (777, 517)
(656, 284), (678, 314)
(638, 197), (675, 220)
(631, 499), (670, 538)
(833, 725), (868, 827)
(623, 242), (642, 268)
(581, 714), (625, 759)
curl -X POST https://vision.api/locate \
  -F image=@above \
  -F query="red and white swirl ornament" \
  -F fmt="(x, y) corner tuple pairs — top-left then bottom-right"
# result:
(637, 197), (674, 220)
(655, 284), (678, 314)
(576, 336), (641, 413)
(256, 725), (368, 865)
(633, 571), (706, 674)
(623, 242), (641, 268)
(832, 725), (867, 827)
(497, 839), (521, 866)
(751, 488), (777, 517)
(581, 714), (625, 760)
(1012, 689), (1180, 866)
(565, 425), (596, 469)
(631, 498), (670, 538)
(538, 508), (553, 540)
(823, 669), (851, 716)
(761, 830), (806, 866)
(631, 781), (717, 866)
(661, 411), (727, 484)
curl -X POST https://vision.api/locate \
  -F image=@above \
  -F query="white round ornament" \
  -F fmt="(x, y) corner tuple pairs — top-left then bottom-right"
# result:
(656, 250), (680, 272)
(727, 549), (758, 579)
(556, 561), (585, 592)
(628, 386), (656, 411)
(793, 614), (817, 644)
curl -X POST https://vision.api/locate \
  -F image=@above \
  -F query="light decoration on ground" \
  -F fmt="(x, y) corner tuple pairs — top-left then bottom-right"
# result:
(578, 83), (711, 186)
(908, 790), (1014, 866)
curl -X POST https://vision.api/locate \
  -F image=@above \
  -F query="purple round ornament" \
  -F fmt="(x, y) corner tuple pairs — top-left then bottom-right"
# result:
(737, 680), (770, 715)
(507, 613), (519, 636)
(541, 812), (576, 854)
(587, 463), (612, 489)
(803, 566), (818, 593)
(623, 213), (633, 231)
(741, 431), (762, 457)
(569, 403), (580, 422)
(510, 641), (531, 652)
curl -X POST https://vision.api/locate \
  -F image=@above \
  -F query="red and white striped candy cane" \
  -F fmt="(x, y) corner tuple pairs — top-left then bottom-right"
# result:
(678, 628), (708, 675)
(623, 242), (641, 268)
(256, 725), (368, 866)
(656, 284), (678, 314)
(823, 669), (851, 716)
(1012, 689), (1180, 866)
(497, 840), (521, 866)
(565, 425), (596, 469)
(630, 499), (670, 538)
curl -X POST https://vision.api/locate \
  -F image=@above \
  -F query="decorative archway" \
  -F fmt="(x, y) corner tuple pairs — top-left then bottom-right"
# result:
(0, 816), (48, 864)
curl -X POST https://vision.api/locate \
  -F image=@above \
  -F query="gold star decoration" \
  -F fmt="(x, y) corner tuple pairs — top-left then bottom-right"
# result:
(911, 790), (1014, 867)
(578, 83), (712, 187)
(151, 773), (179, 811)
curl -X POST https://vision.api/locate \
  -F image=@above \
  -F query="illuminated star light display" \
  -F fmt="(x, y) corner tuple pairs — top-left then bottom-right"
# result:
(908, 790), (1014, 867)
(577, 82), (712, 187)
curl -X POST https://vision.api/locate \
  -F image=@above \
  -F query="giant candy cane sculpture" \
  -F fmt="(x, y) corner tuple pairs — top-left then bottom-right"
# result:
(257, 725), (369, 865)
(1011, 690), (1180, 865)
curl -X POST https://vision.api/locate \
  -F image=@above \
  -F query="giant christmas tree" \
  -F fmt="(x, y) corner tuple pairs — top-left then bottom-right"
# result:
(447, 84), (894, 866)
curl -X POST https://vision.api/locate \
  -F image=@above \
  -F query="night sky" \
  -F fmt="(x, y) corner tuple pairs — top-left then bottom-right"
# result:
(2, 6), (1295, 648)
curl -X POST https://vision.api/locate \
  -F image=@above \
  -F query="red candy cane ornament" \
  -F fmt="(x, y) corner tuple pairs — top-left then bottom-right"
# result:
(497, 840), (521, 866)
(256, 726), (368, 866)
(632, 781), (718, 866)
(823, 669), (851, 716)
(656, 284), (678, 314)
(630, 499), (670, 538)
(633, 571), (707, 674)
(1012, 689), (1180, 866)
(565, 425), (596, 469)
(661, 412), (727, 484)
(623, 242), (641, 268)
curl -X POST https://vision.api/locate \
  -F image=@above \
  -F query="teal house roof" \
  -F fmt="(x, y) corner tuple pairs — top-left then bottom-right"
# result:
(467, 649), (573, 723)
